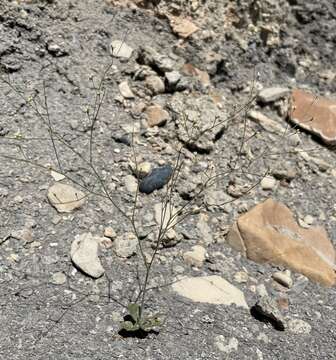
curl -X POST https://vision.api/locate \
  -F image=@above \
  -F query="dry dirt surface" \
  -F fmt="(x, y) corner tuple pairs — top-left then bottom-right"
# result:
(1, 1), (336, 359)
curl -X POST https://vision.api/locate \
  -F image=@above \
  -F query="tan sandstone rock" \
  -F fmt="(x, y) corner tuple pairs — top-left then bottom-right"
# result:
(289, 89), (336, 145)
(47, 183), (86, 213)
(227, 198), (336, 286)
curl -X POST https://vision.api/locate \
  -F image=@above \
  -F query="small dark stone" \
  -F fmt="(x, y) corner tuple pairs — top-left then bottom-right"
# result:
(139, 165), (173, 194)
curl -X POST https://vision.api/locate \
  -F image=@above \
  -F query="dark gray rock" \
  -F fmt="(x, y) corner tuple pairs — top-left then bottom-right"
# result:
(139, 165), (173, 194)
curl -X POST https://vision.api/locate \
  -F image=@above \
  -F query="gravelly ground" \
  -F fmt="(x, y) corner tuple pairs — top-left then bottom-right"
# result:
(0, 1), (336, 359)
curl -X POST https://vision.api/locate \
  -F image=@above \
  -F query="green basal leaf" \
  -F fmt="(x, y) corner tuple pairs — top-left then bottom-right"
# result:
(121, 320), (140, 332)
(140, 315), (164, 332)
(127, 303), (141, 323)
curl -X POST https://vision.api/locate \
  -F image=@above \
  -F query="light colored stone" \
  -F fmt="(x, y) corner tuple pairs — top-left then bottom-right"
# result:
(260, 176), (277, 190)
(258, 87), (290, 103)
(70, 233), (104, 278)
(154, 202), (178, 229)
(214, 335), (239, 354)
(113, 233), (137, 258)
(48, 183), (86, 213)
(254, 295), (285, 330)
(289, 89), (336, 145)
(304, 215), (314, 226)
(287, 319), (312, 334)
(227, 199), (336, 286)
(165, 71), (181, 87)
(145, 75), (165, 94)
(197, 213), (213, 245)
(234, 271), (249, 283)
(256, 284), (268, 297)
(119, 81), (135, 99)
(110, 40), (133, 59)
(172, 275), (248, 308)
(124, 174), (138, 193)
(50, 170), (65, 181)
(104, 227), (116, 239)
(51, 272), (67, 285)
(272, 270), (293, 288)
(145, 104), (170, 127)
(183, 245), (206, 267)
(168, 16), (199, 39)
(248, 110), (285, 134)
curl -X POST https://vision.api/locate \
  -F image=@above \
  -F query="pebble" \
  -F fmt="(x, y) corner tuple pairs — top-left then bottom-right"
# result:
(70, 233), (105, 278)
(165, 70), (181, 88)
(132, 161), (152, 179)
(303, 215), (314, 226)
(261, 176), (277, 191)
(104, 227), (117, 239)
(258, 87), (290, 103)
(119, 81), (135, 99)
(272, 270), (293, 288)
(234, 271), (249, 283)
(183, 245), (206, 267)
(51, 272), (67, 285)
(110, 40), (133, 59)
(145, 75), (165, 95)
(287, 319), (312, 334)
(139, 164), (173, 194)
(145, 104), (170, 127)
(113, 233), (137, 258)
(47, 183), (86, 213)
(124, 174), (138, 193)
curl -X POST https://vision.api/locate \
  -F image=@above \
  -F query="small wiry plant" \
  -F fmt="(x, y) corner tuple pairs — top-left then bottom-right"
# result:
(0, 41), (317, 339)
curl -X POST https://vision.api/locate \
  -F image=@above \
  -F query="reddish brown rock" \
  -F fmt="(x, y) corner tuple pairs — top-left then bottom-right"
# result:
(168, 16), (199, 39)
(181, 63), (211, 87)
(289, 89), (336, 145)
(227, 198), (336, 286)
(145, 104), (170, 127)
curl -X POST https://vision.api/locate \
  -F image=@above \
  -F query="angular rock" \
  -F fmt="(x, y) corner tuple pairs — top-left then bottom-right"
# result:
(165, 70), (181, 88)
(139, 164), (173, 194)
(113, 233), (137, 258)
(181, 63), (211, 87)
(137, 46), (175, 73)
(248, 110), (286, 134)
(70, 233), (104, 278)
(227, 199), (336, 286)
(50, 170), (65, 182)
(172, 275), (248, 308)
(260, 176), (277, 191)
(119, 81), (135, 99)
(145, 104), (170, 127)
(272, 270), (293, 288)
(104, 227), (117, 239)
(124, 174), (138, 193)
(168, 16), (199, 39)
(145, 75), (165, 95)
(258, 87), (290, 103)
(289, 89), (336, 145)
(48, 183), (86, 213)
(110, 40), (133, 59)
(183, 245), (206, 267)
(253, 295), (285, 331)
(168, 93), (228, 153)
